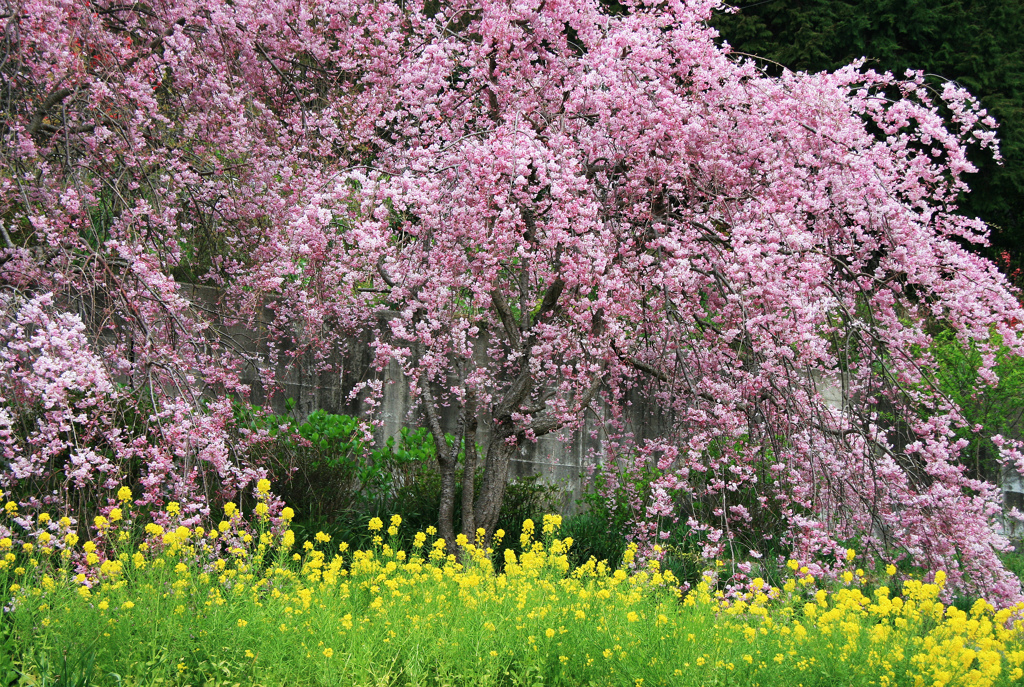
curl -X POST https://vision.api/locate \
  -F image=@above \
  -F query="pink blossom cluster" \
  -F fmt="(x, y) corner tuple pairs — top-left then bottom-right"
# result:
(0, 293), (264, 513)
(2, 0), (1024, 601)
(0, 294), (121, 491)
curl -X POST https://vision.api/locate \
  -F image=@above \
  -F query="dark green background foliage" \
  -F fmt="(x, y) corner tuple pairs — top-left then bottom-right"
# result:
(709, 0), (1024, 276)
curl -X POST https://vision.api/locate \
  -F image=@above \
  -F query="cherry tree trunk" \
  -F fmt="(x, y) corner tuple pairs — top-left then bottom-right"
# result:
(436, 447), (459, 551)
(474, 431), (518, 543)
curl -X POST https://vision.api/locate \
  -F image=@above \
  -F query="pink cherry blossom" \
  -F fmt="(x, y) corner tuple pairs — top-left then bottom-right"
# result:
(2, 0), (1023, 601)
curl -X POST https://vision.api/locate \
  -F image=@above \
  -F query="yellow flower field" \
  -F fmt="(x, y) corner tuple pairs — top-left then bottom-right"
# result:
(1, 493), (1022, 687)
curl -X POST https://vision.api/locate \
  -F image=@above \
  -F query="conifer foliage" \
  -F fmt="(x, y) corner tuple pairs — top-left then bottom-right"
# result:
(1, 0), (1023, 599)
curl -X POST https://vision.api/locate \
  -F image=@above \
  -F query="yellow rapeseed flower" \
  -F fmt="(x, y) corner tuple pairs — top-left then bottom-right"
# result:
(368, 518), (383, 532)
(257, 478), (271, 494)
(542, 514), (562, 534)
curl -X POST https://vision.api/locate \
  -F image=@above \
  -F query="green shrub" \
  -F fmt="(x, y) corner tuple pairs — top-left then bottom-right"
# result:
(574, 447), (792, 588)
(292, 463), (565, 557)
(238, 402), (436, 530)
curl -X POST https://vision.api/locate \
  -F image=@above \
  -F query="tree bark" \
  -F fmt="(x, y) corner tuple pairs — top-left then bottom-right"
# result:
(416, 341), (464, 553)
(473, 429), (518, 544)
(460, 390), (479, 542)
(436, 440), (458, 551)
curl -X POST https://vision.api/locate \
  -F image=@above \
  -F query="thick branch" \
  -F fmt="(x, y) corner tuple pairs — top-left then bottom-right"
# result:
(625, 356), (668, 382)
(416, 342), (456, 464)
(493, 363), (533, 423)
(28, 87), (75, 134)
(529, 276), (564, 329)
(490, 288), (521, 350)
(376, 257), (397, 288)
(527, 368), (605, 437)
(460, 389), (478, 540)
